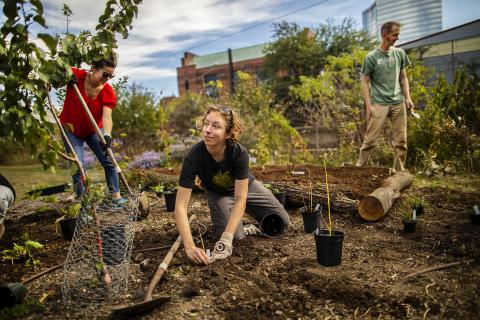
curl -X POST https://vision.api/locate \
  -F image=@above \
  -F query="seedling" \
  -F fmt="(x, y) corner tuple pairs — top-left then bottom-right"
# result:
(149, 184), (164, 194)
(264, 183), (284, 194)
(1, 233), (44, 268)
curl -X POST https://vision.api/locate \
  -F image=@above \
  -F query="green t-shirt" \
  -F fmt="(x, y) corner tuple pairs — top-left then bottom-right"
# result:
(361, 47), (411, 105)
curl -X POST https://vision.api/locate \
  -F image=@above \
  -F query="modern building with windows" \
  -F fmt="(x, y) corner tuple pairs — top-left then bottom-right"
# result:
(176, 44), (266, 97)
(398, 19), (480, 83)
(362, 0), (442, 44)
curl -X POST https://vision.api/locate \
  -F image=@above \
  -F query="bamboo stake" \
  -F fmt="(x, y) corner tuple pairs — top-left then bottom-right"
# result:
(404, 259), (474, 279)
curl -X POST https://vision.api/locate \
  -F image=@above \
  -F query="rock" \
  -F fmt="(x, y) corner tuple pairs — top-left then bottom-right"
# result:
(275, 310), (284, 315)
(139, 258), (151, 271)
(444, 166), (456, 174)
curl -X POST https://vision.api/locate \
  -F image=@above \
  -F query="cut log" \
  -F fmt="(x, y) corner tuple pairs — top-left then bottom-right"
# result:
(268, 182), (358, 214)
(358, 172), (414, 221)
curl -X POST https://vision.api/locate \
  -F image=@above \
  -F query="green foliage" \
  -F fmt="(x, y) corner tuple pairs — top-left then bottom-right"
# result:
(1, 233), (44, 268)
(166, 93), (210, 135)
(263, 183), (284, 194)
(60, 203), (81, 219)
(112, 82), (161, 156)
(0, 299), (42, 320)
(407, 69), (480, 170)
(224, 71), (311, 164)
(0, 0), (143, 169)
(263, 18), (374, 95)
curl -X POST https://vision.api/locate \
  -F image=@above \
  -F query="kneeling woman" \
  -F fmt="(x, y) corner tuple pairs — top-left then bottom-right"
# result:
(175, 104), (290, 265)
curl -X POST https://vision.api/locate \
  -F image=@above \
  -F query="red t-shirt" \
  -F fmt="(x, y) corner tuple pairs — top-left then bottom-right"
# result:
(59, 68), (116, 138)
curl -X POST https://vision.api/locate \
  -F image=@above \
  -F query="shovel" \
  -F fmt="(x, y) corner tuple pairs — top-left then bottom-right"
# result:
(110, 214), (196, 316)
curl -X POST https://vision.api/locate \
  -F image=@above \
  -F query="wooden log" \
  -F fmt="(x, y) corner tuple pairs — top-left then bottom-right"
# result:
(268, 182), (358, 214)
(358, 172), (414, 221)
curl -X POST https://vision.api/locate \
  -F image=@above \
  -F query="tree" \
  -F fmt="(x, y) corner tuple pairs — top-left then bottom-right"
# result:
(0, 0), (143, 169)
(263, 17), (374, 94)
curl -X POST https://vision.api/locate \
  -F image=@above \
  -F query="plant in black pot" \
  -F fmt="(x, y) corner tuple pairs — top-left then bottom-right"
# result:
(55, 204), (81, 241)
(313, 160), (344, 267)
(264, 183), (287, 208)
(408, 195), (427, 216)
(402, 208), (418, 233)
(149, 183), (164, 198)
(163, 182), (178, 212)
(300, 171), (321, 233)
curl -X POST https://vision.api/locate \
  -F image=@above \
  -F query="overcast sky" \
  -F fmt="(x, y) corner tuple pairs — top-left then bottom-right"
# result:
(20, 0), (480, 97)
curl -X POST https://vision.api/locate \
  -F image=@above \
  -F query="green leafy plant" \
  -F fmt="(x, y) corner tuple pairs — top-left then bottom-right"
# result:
(149, 184), (165, 194)
(162, 181), (178, 193)
(0, 299), (43, 320)
(1, 233), (44, 268)
(264, 183), (284, 194)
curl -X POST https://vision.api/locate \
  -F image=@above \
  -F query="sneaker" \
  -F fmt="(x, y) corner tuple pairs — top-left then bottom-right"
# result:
(244, 223), (262, 236)
(112, 197), (128, 206)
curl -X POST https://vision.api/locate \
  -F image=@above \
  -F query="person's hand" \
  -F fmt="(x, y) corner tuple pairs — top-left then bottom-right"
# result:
(210, 232), (233, 263)
(366, 104), (373, 119)
(405, 99), (415, 111)
(67, 74), (78, 88)
(185, 246), (209, 265)
(99, 134), (112, 152)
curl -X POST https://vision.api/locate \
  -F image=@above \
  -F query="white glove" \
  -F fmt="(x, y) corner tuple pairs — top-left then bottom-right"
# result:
(244, 223), (262, 236)
(210, 232), (233, 263)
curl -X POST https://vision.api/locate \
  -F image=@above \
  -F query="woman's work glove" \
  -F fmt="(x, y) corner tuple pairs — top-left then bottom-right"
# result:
(99, 134), (112, 151)
(210, 232), (233, 263)
(68, 74), (78, 88)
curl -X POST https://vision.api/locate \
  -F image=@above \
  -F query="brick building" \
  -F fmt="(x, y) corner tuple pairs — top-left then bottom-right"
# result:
(176, 44), (266, 97)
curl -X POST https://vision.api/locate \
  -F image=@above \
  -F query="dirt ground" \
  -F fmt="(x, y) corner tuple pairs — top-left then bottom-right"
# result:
(1, 165), (479, 319)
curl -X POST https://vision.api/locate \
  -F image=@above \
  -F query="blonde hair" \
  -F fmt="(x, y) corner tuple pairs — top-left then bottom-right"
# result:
(196, 104), (243, 145)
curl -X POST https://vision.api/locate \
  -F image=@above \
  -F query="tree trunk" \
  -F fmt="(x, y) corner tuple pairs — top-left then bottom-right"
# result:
(358, 172), (414, 221)
(268, 182), (358, 214)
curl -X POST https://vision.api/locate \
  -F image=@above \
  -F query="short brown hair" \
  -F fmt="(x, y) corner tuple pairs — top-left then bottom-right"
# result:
(93, 51), (118, 69)
(381, 21), (401, 35)
(196, 104), (243, 145)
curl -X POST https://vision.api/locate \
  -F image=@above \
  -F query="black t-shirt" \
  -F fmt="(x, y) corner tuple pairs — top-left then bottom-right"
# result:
(179, 141), (255, 195)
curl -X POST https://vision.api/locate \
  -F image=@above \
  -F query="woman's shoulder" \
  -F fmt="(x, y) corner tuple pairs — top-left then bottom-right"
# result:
(228, 142), (249, 156)
(185, 141), (206, 158)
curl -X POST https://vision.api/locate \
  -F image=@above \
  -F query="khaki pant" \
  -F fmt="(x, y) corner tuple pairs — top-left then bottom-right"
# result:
(207, 180), (290, 240)
(357, 103), (407, 172)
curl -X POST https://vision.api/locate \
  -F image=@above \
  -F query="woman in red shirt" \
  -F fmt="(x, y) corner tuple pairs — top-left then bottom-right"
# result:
(60, 54), (126, 204)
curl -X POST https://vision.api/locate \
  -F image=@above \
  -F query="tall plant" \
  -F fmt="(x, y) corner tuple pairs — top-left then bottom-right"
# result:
(0, 0), (143, 169)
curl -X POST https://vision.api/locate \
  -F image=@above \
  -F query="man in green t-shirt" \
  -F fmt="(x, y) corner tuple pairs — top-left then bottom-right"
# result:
(356, 21), (415, 172)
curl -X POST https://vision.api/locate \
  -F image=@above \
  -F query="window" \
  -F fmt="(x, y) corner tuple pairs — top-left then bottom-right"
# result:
(184, 79), (189, 91)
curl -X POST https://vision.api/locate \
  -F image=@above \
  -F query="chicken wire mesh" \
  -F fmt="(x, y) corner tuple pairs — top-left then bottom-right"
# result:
(61, 193), (139, 305)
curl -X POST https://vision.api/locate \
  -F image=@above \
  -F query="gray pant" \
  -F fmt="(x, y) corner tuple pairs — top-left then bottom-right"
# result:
(207, 180), (290, 240)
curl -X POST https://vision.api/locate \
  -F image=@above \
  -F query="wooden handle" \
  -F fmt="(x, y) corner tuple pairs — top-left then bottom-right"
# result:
(72, 83), (134, 196)
(144, 215), (196, 301)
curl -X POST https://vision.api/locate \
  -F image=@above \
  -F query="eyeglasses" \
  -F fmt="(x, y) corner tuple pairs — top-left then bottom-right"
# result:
(101, 71), (115, 80)
(219, 106), (232, 116)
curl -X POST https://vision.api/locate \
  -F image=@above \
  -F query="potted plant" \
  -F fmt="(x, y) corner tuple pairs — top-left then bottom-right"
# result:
(55, 204), (81, 241)
(402, 208), (418, 233)
(313, 160), (345, 267)
(409, 196), (426, 216)
(163, 182), (178, 212)
(149, 183), (164, 197)
(300, 171), (321, 233)
(264, 183), (287, 207)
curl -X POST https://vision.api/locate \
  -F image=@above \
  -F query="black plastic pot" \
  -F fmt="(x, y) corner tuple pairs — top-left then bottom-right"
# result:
(413, 205), (424, 216)
(469, 214), (480, 225)
(273, 191), (287, 208)
(260, 214), (285, 237)
(314, 230), (344, 267)
(59, 217), (77, 241)
(300, 206), (321, 233)
(101, 224), (127, 266)
(403, 219), (417, 233)
(0, 282), (27, 309)
(164, 190), (177, 212)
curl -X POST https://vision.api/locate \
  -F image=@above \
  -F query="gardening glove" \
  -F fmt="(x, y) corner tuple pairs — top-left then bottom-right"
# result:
(210, 232), (233, 263)
(67, 73), (78, 88)
(99, 134), (112, 152)
(244, 223), (262, 236)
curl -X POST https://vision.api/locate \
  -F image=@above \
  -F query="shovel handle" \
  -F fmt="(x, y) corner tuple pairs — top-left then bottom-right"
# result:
(144, 215), (196, 301)
(72, 83), (134, 196)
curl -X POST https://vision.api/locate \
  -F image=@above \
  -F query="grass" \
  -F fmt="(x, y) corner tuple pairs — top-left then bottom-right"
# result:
(414, 173), (480, 193)
(0, 164), (103, 198)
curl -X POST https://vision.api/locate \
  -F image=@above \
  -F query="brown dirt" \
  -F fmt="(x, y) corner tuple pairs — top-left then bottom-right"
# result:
(1, 165), (479, 319)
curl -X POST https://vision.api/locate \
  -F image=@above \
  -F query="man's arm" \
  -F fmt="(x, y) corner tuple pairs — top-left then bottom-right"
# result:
(400, 69), (415, 110)
(174, 186), (209, 265)
(361, 74), (372, 117)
